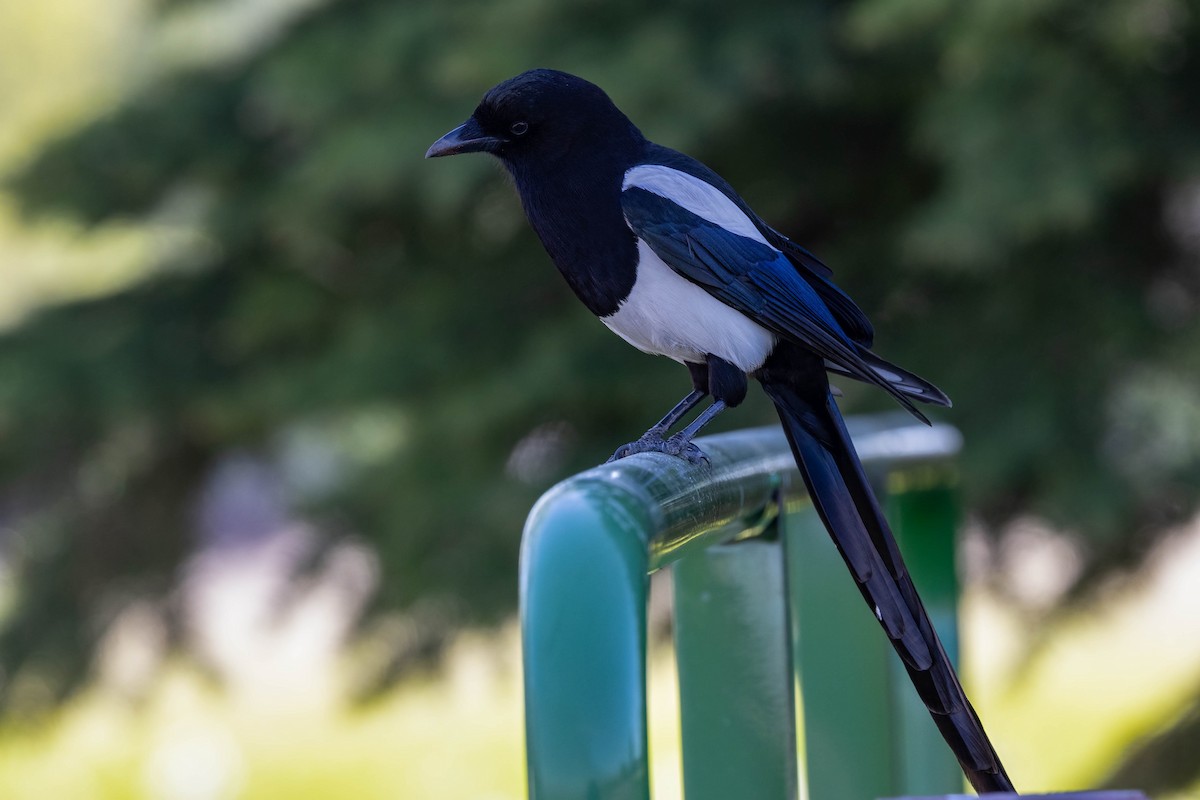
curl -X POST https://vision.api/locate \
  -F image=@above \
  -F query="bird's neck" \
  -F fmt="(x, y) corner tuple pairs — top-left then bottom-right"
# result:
(508, 150), (642, 317)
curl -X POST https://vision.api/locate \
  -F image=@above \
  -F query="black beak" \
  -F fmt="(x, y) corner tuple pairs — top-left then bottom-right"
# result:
(425, 118), (504, 158)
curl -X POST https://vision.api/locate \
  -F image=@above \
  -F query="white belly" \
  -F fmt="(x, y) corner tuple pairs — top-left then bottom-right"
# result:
(600, 241), (776, 372)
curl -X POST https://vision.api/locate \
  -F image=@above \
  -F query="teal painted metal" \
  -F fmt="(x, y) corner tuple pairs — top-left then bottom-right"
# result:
(520, 415), (965, 800)
(521, 482), (655, 800)
(886, 478), (968, 796)
(784, 469), (966, 800)
(673, 537), (798, 800)
(786, 502), (897, 800)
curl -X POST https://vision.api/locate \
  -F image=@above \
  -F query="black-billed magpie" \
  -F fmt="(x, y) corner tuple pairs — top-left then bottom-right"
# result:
(428, 69), (1013, 794)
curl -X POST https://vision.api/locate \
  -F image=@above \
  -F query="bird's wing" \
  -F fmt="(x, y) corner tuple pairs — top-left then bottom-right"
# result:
(636, 146), (876, 347)
(760, 223), (876, 348)
(620, 183), (926, 420)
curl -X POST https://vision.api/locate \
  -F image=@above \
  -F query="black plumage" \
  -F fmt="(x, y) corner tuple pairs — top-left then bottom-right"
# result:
(427, 68), (1013, 794)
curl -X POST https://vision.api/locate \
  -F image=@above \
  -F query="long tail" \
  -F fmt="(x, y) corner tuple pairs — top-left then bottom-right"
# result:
(759, 348), (1014, 794)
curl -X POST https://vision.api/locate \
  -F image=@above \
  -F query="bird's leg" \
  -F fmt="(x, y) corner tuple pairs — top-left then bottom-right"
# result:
(607, 356), (744, 466)
(645, 389), (708, 438)
(662, 400), (727, 464)
(660, 356), (743, 463)
(605, 389), (707, 463)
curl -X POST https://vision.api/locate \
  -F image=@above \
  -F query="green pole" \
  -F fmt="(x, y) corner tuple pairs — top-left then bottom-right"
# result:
(521, 481), (655, 800)
(885, 473), (966, 796)
(673, 535), (798, 800)
(520, 428), (792, 800)
(520, 417), (964, 800)
(786, 501), (897, 800)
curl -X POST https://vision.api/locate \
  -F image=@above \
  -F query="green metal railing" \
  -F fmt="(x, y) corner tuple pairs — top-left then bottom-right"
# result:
(520, 415), (967, 800)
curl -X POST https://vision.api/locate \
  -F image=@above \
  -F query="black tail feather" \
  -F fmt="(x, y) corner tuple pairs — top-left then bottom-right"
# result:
(760, 346), (1013, 794)
(824, 348), (953, 410)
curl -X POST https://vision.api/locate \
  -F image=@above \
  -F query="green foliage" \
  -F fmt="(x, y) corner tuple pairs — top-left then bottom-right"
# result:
(2, 0), (1199, 751)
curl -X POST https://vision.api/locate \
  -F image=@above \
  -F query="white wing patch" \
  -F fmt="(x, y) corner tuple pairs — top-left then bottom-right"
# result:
(622, 164), (775, 247)
(601, 240), (775, 372)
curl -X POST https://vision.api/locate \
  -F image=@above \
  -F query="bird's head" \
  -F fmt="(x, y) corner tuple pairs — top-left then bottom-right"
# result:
(426, 69), (643, 170)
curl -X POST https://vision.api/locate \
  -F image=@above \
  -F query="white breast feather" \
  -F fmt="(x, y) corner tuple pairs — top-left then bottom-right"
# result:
(601, 241), (775, 372)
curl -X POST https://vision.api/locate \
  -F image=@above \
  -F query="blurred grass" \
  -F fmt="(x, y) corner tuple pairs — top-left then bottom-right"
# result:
(0, 625), (682, 800)
(969, 522), (1200, 794)
(4, 539), (1200, 799)
(0, 628), (529, 800)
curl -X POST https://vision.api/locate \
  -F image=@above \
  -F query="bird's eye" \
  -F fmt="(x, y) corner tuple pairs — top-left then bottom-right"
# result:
(510, 121), (529, 136)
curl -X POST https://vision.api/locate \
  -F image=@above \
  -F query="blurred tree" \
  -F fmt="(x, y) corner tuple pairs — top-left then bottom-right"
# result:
(1, 0), (1199, 783)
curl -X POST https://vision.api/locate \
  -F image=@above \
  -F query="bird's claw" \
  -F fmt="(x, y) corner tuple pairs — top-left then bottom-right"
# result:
(605, 434), (660, 463)
(605, 433), (710, 465)
(665, 434), (710, 465)
(605, 441), (638, 463)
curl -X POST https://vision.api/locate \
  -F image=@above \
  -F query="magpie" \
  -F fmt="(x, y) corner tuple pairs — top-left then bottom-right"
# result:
(428, 69), (1014, 794)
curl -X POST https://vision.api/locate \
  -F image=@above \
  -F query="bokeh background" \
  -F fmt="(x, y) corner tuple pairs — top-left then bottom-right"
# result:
(1, 0), (1199, 797)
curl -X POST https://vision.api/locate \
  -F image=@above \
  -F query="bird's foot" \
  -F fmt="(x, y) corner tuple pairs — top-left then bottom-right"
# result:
(605, 432), (710, 465)
(606, 433), (663, 463)
(664, 433), (710, 465)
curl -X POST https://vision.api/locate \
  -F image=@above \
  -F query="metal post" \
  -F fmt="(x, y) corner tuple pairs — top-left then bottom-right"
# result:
(521, 429), (792, 800)
(521, 481), (655, 800)
(520, 417), (965, 800)
(673, 534), (799, 800)
(786, 501), (897, 800)
(885, 475), (967, 796)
